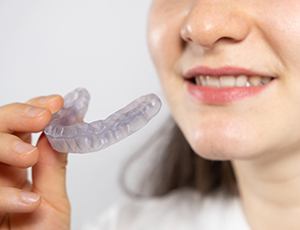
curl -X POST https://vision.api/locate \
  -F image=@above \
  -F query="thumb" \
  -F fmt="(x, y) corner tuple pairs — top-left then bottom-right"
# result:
(32, 133), (69, 207)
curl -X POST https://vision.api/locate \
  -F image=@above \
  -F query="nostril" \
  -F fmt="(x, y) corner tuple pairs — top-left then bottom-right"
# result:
(186, 37), (193, 42)
(216, 36), (239, 44)
(180, 25), (194, 43)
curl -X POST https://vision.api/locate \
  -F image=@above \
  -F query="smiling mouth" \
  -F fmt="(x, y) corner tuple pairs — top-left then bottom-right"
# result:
(184, 75), (277, 105)
(187, 74), (276, 88)
(183, 65), (277, 88)
(182, 66), (278, 105)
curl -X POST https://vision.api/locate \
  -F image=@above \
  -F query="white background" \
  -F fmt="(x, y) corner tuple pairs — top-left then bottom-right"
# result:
(0, 0), (169, 228)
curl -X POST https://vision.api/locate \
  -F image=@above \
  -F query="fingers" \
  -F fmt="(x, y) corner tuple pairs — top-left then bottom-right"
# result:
(0, 187), (40, 213)
(0, 164), (27, 189)
(27, 94), (63, 114)
(0, 94), (64, 216)
(14, 132), (32, 144)
(0, 95), (63, 133)
(32, 134), (69, 210)
(0, 103), (51, 133)
(0, 133), (39, 168)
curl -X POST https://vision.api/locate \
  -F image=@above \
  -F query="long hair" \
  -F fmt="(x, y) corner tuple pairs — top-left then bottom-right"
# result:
(120, 117), (238, 198)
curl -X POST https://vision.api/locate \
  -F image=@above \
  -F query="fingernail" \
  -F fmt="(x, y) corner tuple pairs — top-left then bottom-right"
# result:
(25, 106), (46, 117)
(38, 95), (59, 104)
(20, 191), (40, 204)
(14, 141), (36, 154)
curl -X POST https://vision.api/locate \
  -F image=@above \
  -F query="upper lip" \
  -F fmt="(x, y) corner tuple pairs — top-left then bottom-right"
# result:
(183, 66), (276, 79)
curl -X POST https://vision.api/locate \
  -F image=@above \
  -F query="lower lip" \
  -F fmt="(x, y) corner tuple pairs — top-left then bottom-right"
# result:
(185, 80), (275, 105)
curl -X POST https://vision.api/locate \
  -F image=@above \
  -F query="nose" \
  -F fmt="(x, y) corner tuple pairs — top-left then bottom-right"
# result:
(180, 2), (251, 48)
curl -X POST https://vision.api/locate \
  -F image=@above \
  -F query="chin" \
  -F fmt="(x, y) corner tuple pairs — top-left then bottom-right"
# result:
(181, 118), (263, 161)
(189, 136), (257, 161)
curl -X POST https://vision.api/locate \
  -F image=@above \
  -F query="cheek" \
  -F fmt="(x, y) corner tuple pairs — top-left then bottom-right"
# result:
(256, 1), (300, 74)
(147, 7), (185, 78)
(147, 10), (187, 116)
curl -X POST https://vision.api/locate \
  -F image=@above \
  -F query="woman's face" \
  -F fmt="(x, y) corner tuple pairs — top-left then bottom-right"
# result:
(147, 0), (300, 161)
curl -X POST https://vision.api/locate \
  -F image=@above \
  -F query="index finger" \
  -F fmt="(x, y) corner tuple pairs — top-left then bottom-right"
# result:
(26, 94), (63, 114)
(0, 95), (63, 133)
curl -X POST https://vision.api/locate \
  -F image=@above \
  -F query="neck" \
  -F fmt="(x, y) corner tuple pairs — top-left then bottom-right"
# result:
(232, 149), (300, 230)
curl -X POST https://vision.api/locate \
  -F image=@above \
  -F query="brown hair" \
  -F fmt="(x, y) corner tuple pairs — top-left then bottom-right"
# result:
(120, 116), (238, 198)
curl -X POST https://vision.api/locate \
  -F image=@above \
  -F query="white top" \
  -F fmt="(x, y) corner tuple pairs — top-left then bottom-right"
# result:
(84, 188), (250, 230)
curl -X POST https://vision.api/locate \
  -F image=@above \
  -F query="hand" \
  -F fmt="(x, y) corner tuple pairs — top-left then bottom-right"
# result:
(0, 95), (70, 229)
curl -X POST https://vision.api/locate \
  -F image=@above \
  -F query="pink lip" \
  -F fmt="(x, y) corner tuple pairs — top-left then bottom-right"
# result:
(183, 66), (274, 79)
(183, 66), (276, 105)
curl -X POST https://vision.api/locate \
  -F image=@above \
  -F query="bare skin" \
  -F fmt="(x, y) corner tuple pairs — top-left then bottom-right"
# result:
(3, 0), (300, 229)
(148, 0), (300, 229)
(0, 95), (70, 229)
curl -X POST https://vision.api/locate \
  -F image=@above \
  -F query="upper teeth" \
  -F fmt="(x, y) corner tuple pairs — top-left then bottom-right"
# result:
(195, 75), (273, 87)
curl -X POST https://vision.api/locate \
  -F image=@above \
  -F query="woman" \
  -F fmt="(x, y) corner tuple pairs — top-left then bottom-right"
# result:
(1, 0), (300, 229)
